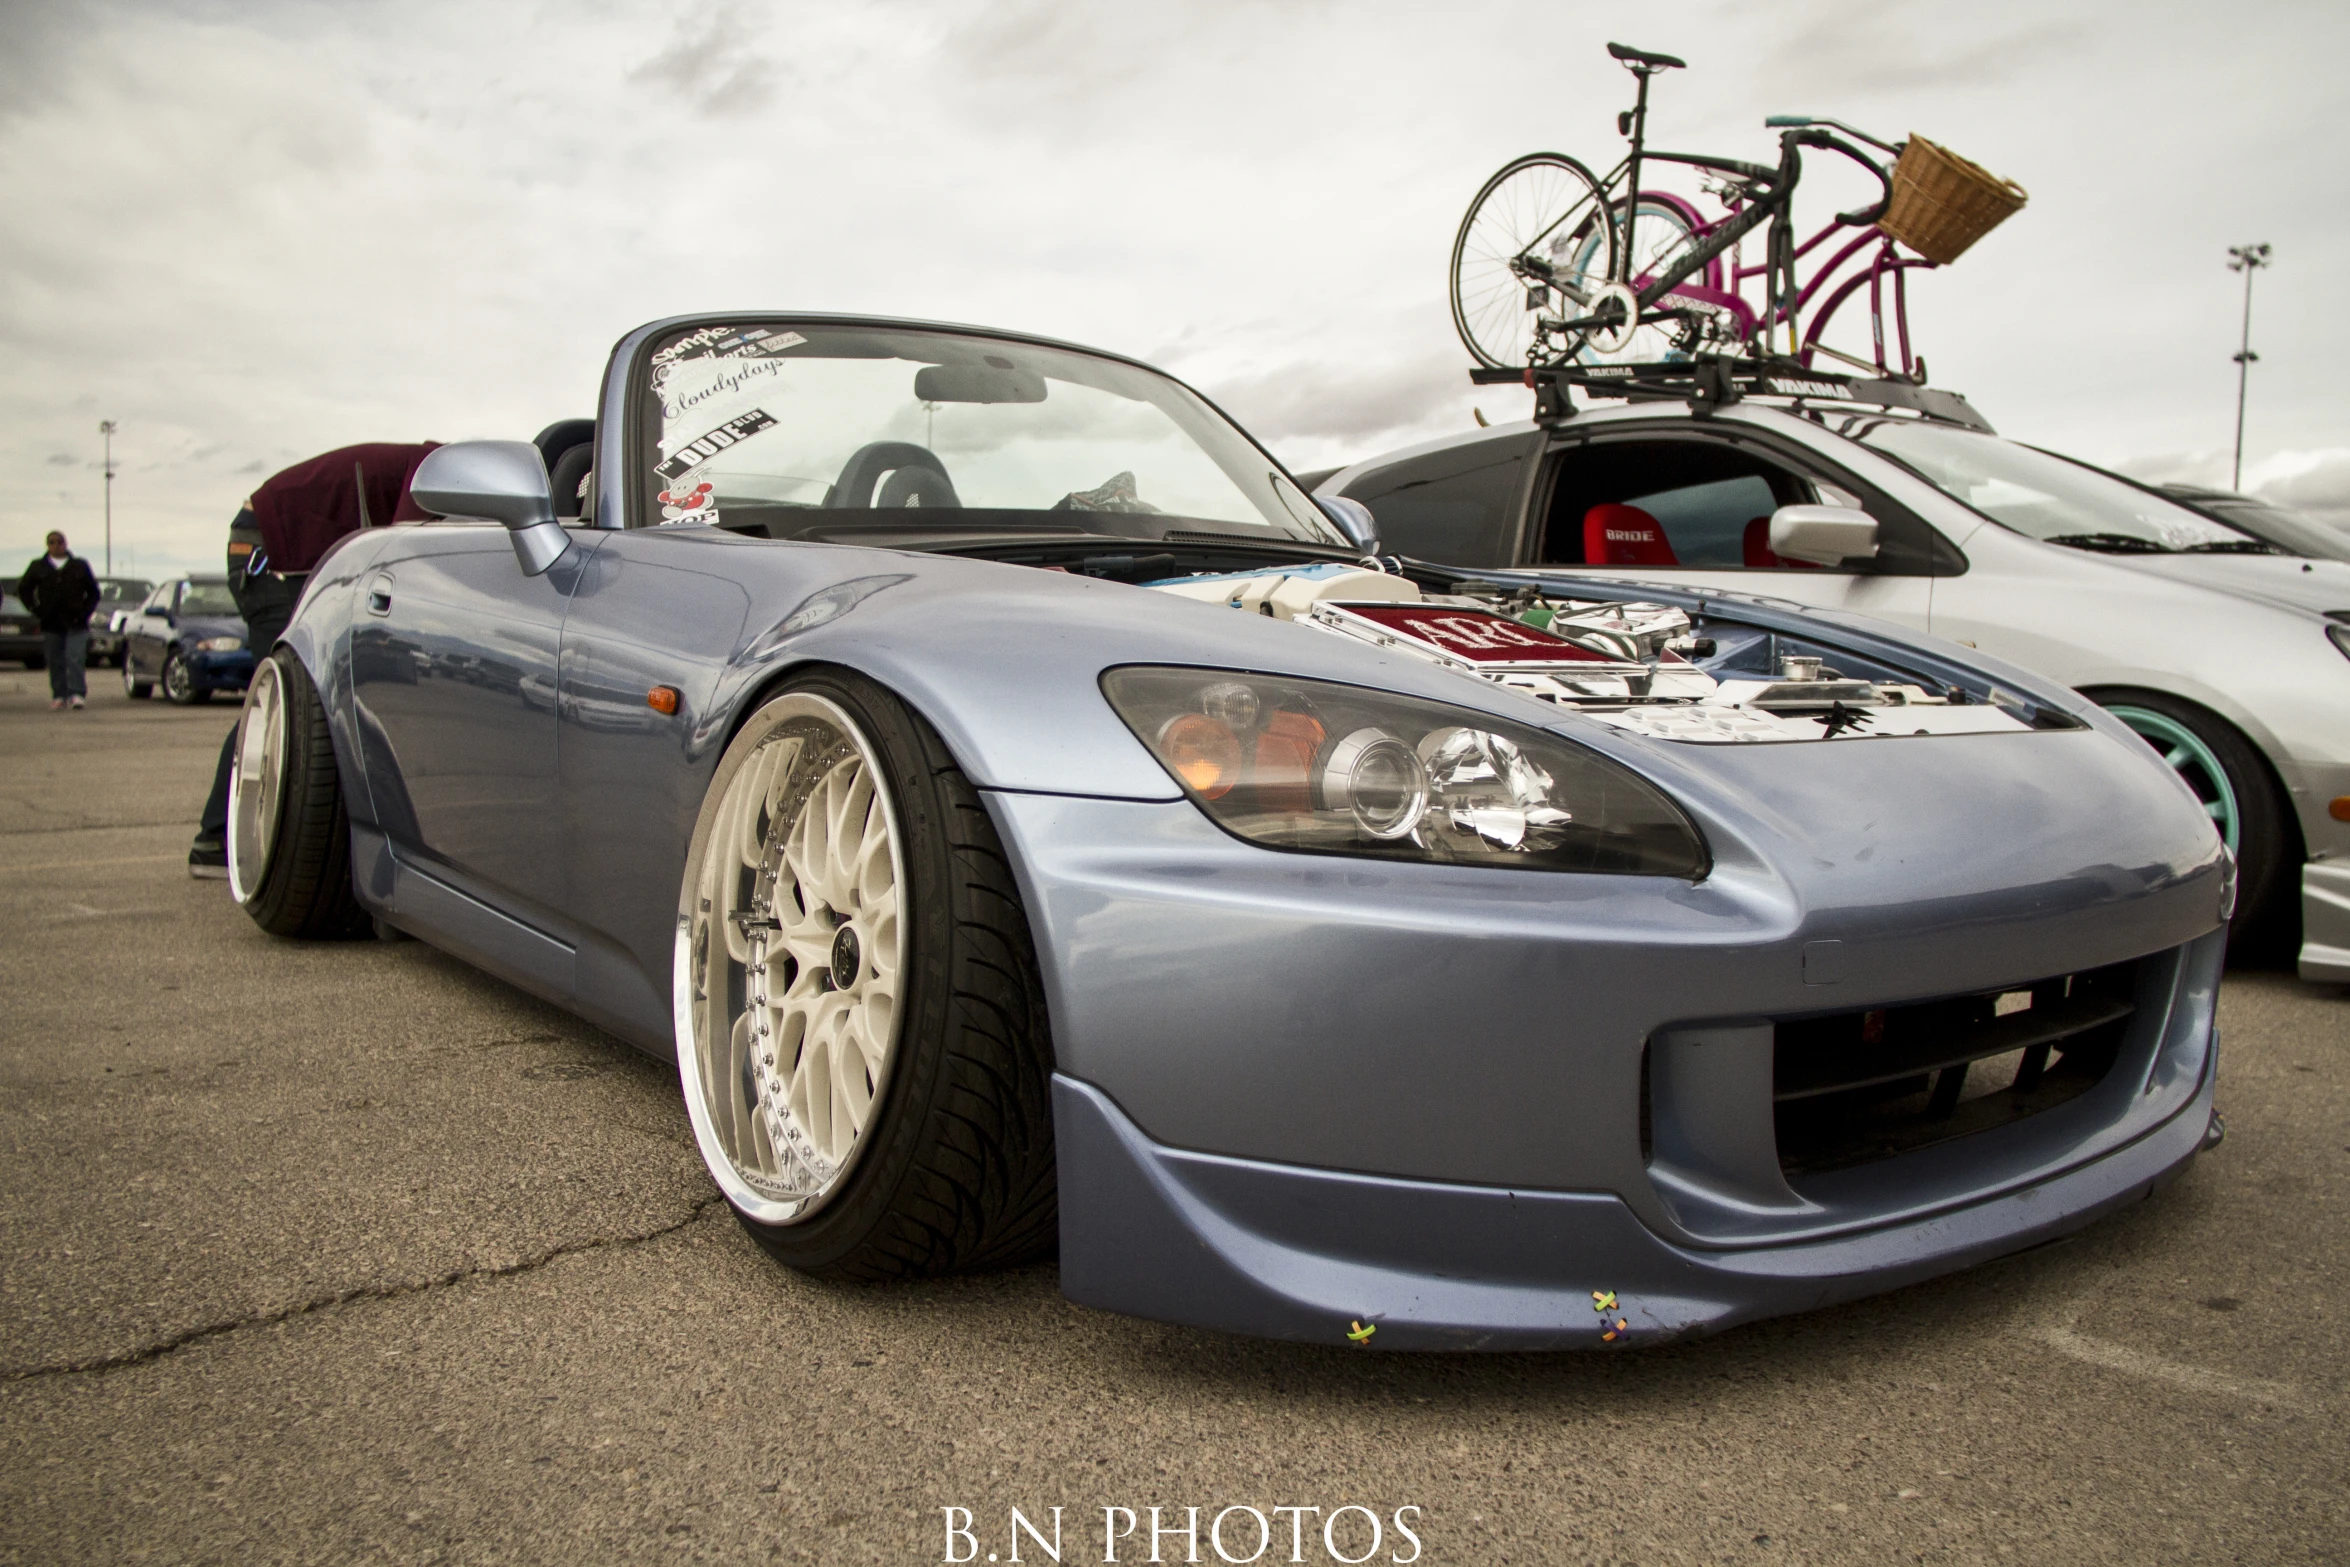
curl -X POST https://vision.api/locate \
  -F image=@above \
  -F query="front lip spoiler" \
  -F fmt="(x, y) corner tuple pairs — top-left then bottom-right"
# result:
(1052, 1067), (2214, 1351)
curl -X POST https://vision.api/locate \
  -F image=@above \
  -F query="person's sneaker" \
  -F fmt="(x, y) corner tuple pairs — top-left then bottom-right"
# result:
(188, 836), (229, 879)
(48, 699), (65, 711)
(67, 696), (85, 709)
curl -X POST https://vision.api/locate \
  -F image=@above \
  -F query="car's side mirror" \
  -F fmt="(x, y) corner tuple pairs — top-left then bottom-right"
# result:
(410, 441), (572, 576)
(1768, 504), (1879, 568)
(1315, 495), (1383, 556)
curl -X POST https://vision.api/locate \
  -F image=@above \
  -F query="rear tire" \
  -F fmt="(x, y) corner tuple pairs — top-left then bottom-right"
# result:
(2093, 688), (2298, 959)
(230, 649), (371, 939)
(675, 667), (1056, 1280)
(1451, 152), (1615, 370)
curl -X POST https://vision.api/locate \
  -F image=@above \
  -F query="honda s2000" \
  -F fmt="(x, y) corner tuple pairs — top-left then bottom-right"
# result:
(223, 314), (2229, 1348)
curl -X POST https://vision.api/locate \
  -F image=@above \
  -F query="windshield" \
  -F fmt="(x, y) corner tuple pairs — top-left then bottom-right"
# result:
(640, 322), (1344, 546)
(1856, 421), (2262, 554)
(179, 581), (238, 616)
(100, 578), (150, 601)
(2194, 497), (2350, 562)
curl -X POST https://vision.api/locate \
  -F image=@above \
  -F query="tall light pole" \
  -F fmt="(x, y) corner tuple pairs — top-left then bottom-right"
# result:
(98, 419), (117, 574)
(2227, 244), (2271, 491)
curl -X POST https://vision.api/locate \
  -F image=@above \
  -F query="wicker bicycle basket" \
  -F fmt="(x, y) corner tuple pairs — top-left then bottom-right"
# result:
(1877, 136), (2027, 265)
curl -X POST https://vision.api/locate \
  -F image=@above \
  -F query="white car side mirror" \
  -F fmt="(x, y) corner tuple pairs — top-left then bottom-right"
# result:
(1768, 504), (1879, 568)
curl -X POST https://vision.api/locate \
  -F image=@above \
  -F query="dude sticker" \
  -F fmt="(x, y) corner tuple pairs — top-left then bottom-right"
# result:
(655, 409), (777, 483)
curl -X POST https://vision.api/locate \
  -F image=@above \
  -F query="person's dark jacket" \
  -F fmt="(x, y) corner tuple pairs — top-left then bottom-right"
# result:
(17, 554), (101, 633)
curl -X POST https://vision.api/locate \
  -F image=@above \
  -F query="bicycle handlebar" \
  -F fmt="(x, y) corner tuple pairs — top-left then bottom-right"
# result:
(1766, 115), (1904, 156)
(1786, 128), (1894, 226)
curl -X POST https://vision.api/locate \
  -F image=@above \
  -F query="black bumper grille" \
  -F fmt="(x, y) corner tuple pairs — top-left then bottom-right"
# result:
(1771, 959), (2139, 1178)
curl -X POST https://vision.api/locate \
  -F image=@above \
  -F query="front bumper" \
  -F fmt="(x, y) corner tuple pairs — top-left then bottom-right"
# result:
(989, 758), (2226, 1346)
(187, 649), (256, 691)
(2301, 860), (2350, 984)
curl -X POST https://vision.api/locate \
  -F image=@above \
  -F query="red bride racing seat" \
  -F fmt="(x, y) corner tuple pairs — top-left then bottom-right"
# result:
(1583, 503), (1677, 566)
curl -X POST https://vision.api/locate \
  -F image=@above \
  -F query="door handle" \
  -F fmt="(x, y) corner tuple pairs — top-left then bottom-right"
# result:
(366, 573), (394, 616)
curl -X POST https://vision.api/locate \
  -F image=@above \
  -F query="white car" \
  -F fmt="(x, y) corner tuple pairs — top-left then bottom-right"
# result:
(1312, 381), (2350, 982)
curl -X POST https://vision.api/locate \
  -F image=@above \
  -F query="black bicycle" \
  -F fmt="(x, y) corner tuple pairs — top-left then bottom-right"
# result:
(1449, 42), (2020, 376)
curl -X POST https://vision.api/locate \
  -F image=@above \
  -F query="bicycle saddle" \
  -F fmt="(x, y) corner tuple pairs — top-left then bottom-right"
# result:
(1607, 42), (1685, 69)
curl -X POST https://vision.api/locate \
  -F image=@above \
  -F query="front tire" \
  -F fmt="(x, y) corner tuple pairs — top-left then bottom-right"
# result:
(230, 649), (371, 938)
(675, 668), (1055, 1279)
(161, 650), (209, 705)
(123, 660), (153, 699)
(2094, 688), (2297, 957)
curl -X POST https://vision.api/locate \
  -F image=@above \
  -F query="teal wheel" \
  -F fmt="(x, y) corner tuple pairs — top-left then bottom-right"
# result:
(2092, 689), (2296, 958)
(2106, 704), (2240, 853)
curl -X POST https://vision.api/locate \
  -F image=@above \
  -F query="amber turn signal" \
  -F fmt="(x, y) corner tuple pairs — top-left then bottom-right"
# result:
(646, 686), (681, 716)
(1156, 712), (1241, 799)
(2331, 795), (2350, 823)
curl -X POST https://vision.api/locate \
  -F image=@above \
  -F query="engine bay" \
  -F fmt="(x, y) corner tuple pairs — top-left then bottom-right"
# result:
(1140, 560), (2033, 743)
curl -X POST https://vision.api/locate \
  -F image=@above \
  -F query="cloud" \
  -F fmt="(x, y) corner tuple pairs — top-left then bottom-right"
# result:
(1204, 352), (1471, 449)
(2251, 447), (2350, 522)
(1, 0), (2345, 576)
(627, 2), (784, 119)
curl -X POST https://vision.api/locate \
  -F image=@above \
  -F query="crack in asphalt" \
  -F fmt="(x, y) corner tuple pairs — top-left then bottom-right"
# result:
(4, 1196), (728, 1384)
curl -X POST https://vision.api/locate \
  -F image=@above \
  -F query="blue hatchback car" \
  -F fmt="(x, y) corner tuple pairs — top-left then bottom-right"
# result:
(122, 576), (254, 704)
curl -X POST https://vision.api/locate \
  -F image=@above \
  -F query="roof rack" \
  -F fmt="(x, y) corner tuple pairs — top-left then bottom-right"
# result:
(1468, 356), (1993, 433)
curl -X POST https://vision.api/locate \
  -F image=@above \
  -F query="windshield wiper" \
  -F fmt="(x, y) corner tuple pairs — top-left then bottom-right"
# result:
(2178, 539), (2283, 555)
(2041, 532), (2174, 554)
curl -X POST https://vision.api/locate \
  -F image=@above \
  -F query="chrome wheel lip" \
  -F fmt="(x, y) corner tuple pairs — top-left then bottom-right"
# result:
(227, 658), (289, 905)
(2109, 704), (2241, 855)
(672, 690), (909, 1228)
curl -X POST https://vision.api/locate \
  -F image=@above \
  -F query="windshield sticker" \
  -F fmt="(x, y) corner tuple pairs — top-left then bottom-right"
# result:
(658, 480), (717, 523)
(652, 329), (808, 417)
(658, 355), (796, 419)
(652, 326), (806, 370)
(656, 409), (778, 483)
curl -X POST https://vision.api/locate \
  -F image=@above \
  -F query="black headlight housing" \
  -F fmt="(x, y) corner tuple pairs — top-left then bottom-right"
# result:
(1102, 666), (1709, 879)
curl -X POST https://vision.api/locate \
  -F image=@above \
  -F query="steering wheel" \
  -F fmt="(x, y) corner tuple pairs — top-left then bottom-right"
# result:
(825, 442), (962, 510)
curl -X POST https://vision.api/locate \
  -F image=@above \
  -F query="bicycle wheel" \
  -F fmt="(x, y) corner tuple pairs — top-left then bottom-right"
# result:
(1450, 153), (1615, 370)
(1571, 196), (1713, 367)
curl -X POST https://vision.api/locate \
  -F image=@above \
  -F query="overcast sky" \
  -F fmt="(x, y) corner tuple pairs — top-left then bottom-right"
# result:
(3, 0), (2344, 579)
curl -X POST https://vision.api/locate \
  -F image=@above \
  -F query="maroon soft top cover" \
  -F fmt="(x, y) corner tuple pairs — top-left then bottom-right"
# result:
(250, 441), (441, 574)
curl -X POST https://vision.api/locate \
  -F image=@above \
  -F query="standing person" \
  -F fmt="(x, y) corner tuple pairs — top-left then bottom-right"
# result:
(18, 530), (101, 710)
(189, 441), (439, 877)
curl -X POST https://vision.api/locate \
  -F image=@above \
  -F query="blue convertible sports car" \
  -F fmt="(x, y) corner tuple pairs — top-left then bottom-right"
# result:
(225, 314), (2230, 1349)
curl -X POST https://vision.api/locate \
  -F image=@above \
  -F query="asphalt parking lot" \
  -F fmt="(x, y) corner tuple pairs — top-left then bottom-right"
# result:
(1, 677), (2344, 1565)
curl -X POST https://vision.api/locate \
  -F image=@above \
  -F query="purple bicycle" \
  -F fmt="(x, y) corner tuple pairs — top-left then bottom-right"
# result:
(1450, 42), (2025, 377)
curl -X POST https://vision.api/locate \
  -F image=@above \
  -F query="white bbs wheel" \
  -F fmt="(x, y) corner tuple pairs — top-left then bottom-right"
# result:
(229, 658), (290, 905)
(227, 647), (369, 939)
(675, 671), (1057, 1278)
(684, 692), (907, 1221)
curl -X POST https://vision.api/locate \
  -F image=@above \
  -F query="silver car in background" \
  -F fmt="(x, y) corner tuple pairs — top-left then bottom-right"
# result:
(1315, 394), (2350, 984)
